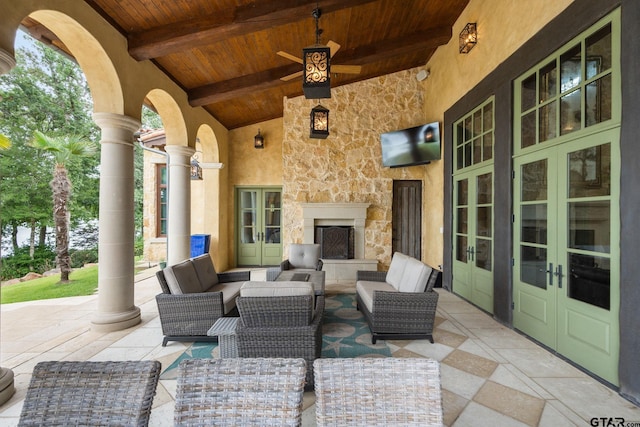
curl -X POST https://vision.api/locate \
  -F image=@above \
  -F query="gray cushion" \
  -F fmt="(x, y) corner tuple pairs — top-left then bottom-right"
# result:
(356, 280), (396, 313)
(288, 244), (320, 269)
(240, 281), (315, 311)
(191, 254), (218, 291)
(163, 260), (201, 294)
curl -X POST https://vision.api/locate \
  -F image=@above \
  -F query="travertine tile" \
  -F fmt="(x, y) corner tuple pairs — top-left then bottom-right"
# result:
(443, 349), (498, 378)
(453, 401), (530, 427)
(473, 381), (545, 426)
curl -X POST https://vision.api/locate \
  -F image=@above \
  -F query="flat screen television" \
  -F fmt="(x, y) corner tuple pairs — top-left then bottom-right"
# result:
(380, 122), (441, 168)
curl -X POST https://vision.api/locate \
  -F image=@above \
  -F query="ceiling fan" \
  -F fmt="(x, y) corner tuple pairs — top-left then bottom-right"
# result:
(276, 8), (362, 82)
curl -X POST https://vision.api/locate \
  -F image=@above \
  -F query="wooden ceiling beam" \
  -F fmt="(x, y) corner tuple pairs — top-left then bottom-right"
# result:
(128, 0), (379, 61)
(188, 63), (301, 106)
(188, 27), (452, 106)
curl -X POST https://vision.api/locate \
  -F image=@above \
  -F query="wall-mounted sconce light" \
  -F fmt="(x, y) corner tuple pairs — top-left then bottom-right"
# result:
(459, 23), (477, 54)
(254, 129), (264, 149)
(190, 152), (203, 180)
(310, 104), (329, 139)
(303, 8), (331, 99)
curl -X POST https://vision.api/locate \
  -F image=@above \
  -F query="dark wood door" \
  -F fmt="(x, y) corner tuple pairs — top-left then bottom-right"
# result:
(392, 180), (422, 258)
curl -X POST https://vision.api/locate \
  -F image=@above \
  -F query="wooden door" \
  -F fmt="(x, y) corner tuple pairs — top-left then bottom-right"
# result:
(392, 180), (422, 259)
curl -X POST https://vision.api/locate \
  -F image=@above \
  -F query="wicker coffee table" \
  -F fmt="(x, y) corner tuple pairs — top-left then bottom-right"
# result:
(207, 317), (238, 358)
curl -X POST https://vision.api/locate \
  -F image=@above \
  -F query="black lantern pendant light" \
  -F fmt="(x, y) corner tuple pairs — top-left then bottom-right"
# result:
(254, 129), (264, 149)
(303, 8), (331, 99)
(310, 104), (329, 139)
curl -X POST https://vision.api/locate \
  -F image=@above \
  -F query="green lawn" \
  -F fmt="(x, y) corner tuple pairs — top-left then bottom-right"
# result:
(0, 265), (99, 304)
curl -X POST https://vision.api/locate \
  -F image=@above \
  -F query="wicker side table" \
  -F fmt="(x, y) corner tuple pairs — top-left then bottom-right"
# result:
(207, 317), (239, 358)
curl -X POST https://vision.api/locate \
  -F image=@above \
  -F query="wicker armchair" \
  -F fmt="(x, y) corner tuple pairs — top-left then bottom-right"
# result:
(266, 243), (323, 280)
(313, 358), (443, 427)
(174, 358), (307, 426)
(18, 360), (161, 427)
(356, 252), (441, 344)
(235, 285), (324, 387)
(155, 255), (250, 346)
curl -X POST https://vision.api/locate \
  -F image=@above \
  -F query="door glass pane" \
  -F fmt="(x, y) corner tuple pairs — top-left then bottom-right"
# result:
(539, 61), (557, 103)
(483, 134), (493, 161)
(521, 73), (537, 111)
(464, 143), (472, 167)
(586, 24), (611, 76)
(476, 207), (492, 237)
(521, 111), (537, 148)
(568, 201), (610, 253)
(568, 143), (610, 198)
(521, 246), (547, 289)
(473, 110), (482, 136)
(568, 253), (610, 310)
(456, 236), (468, 262)
(457, 179), (468, 206)
(476, 238), (492, 271)
(560, 45), (581, 92)
(483, 102), (493, 131)
(240, 191), (257, 244)
(560, 89), (581, 135)
(521, 159), (547, 201)
(521, 204), (547, 245)
(473, 137), (482, 164)
(457, 208), (468, 234)
(539, 101), (556, 142)
(477, 173), (492, 204)
(264, 191), (281, 243)
(586, 75), (612, 127)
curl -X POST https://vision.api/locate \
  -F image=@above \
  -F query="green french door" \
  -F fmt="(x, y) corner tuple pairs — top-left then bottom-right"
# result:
(513, 130), (620, 385)
(453, 167), (494, 313)
(236, 187), (282, 266)
(513, 10), (620, 385)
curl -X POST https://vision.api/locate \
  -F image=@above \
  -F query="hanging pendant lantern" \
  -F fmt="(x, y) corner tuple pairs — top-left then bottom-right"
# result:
(310, 104), (329, 139)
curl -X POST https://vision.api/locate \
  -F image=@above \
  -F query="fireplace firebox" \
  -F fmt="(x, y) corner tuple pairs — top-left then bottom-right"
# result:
(315, 226), (354, 259)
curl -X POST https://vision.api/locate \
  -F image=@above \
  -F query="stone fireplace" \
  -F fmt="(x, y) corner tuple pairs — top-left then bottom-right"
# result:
(301, 203), (377, 281)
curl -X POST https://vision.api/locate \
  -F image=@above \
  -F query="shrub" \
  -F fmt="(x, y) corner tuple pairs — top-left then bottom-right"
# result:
(1, 245), (56, 280)
(70, 248), (99, 268)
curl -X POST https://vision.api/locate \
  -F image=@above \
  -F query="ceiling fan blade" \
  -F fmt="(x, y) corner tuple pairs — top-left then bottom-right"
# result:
(277, 50), (303, 64)
(333, 64), (362, 74)
(327, 40), (341, 57)
(280, 71), (303, 81)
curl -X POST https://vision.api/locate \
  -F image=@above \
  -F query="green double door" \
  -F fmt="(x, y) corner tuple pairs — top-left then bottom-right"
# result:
(236, 187), (282, 266)
(513, 129), (619, 385)
(452, 167), (494, 313)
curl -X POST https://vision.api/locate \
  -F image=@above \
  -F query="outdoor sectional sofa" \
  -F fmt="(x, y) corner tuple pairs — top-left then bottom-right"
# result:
(155, 254), (250, 346)
(356, 252), (441, 344)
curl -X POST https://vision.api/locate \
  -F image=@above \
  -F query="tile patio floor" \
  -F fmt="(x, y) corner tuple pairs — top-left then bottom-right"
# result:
(0, 267), (637, 426)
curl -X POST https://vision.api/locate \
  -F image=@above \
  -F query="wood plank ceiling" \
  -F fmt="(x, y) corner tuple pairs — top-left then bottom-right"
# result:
(24, 0), (470, 130)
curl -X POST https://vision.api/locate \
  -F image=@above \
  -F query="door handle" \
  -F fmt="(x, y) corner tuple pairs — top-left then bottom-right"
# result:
(554, 264), (564, 288)
(469, 246), (475, 262)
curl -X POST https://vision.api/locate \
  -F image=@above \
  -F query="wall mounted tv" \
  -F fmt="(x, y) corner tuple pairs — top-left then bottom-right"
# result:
(380, 122), (441, 168)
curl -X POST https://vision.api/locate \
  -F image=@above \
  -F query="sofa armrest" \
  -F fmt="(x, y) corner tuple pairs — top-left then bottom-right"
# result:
(280, 259), (291, 270)
(371, 290), (439, 333)
(156, 270), (171, 294)
(316, 259), (324, 271)
(155, 292), (225, 336)
(217, 270), (251, 283)
(356, 270), (387, 282)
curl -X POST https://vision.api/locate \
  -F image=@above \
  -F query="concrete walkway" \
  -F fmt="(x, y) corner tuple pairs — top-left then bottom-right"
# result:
(0, 268), (637, 426)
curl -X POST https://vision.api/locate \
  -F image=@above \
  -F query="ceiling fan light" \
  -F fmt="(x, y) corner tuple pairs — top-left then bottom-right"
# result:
(303, 45), (331, 99)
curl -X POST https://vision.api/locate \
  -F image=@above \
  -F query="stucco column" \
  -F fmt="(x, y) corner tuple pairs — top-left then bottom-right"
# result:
(164, 145), (194, 265)
(0, 46), (16, 407)
(91, 112), (141, 332)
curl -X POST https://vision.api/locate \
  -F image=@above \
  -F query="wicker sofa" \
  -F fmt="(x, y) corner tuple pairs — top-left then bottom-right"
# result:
(234, 281), (325, 388)
(155, 254), (250, 346)
(356, 252), (441, 344)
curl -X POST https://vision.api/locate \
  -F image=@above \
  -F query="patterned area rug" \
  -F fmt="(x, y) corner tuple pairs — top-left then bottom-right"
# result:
(161, 292), (390, 379)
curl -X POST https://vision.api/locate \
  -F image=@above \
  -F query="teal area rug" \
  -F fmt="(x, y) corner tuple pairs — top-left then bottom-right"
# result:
(161, 293), (390, 379)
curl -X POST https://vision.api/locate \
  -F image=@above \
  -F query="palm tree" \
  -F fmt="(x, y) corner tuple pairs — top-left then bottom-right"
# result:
(30, 130), (97, 282)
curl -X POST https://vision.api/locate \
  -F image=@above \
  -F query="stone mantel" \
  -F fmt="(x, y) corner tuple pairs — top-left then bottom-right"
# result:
(301, 202), (370, 259)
